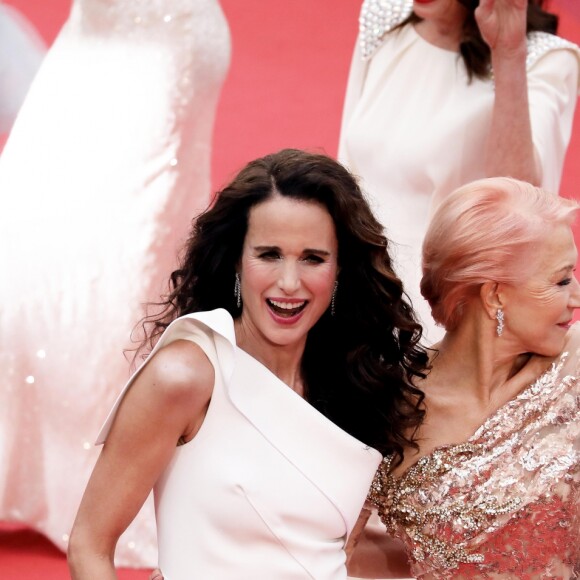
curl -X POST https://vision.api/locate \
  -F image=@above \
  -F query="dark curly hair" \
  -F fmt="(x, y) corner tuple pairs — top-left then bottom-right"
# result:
(403, 0), (558, 80)
(140, 148), (428, 463)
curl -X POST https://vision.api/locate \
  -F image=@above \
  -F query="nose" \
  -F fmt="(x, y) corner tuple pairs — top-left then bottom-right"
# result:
(277, 260), (301, 294)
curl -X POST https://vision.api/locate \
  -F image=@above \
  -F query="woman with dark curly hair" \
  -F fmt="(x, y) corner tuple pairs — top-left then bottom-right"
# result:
(68, 148), (428, 579)
(339, 0), (580, 344)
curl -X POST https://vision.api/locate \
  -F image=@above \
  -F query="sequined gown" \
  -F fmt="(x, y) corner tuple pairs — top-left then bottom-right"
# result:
(0, 0), (230, 567)
(369, 324), (580, 579)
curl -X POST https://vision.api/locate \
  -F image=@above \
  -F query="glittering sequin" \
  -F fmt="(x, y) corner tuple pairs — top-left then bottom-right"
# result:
(526, 31), (579, 69)
(0, 0), (230, 569)
(368, 333), (580, 579)
(359, 0), (412, 60)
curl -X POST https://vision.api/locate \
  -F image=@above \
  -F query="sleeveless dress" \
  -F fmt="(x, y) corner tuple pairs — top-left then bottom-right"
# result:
(368, 323), (580, 579)
(339, 0), (580, 344)
(0, 0), (230, 567)
(97, 309), (383, 579)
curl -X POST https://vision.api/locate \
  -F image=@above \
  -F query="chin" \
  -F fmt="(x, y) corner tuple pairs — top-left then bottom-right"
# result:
(535, 338), (566, 358)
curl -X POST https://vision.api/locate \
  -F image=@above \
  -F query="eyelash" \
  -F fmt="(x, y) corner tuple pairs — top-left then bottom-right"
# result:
(258, 251), (280, 260)
(304, 255), (325, 264)
(257, 252), (325, 264)
(558, 278), (572, 287)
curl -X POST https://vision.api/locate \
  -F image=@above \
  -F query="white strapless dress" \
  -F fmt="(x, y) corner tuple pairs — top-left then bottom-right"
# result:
(0, 0), (230, 567)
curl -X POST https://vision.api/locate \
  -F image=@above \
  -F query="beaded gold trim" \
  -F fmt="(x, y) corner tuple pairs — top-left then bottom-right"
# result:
(368, 445), (522, 570)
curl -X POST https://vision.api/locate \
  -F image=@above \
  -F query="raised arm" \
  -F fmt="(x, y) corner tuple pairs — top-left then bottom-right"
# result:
(67, 340), (214, 579)
(476, 0), (541, 185)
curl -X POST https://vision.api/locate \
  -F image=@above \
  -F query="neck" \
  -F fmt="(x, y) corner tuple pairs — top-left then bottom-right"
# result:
(414, 18), (464, 52)
(431, 313), (529, 404)
(234, 320), (305, 396)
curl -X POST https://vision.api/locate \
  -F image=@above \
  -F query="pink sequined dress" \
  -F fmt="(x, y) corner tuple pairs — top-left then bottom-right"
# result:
(369, 324), (580, 579)
(0, 0), (230, 567)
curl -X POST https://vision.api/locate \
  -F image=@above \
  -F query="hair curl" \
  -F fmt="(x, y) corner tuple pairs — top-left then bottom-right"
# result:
(140, 148), (428, 462)
(402, 0), (558, 80)
(421, 177), (578, 330)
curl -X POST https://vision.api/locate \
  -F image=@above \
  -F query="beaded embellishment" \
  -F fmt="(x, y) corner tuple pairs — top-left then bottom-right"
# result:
(359, 0), (412, 60)
(366, 352), (580, 577)
(368, 446), (522, 571)
(526, 31), (580, 69)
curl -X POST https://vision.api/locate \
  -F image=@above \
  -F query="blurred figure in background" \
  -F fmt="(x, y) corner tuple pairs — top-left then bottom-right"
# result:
(0, 0), (230, 567)
(339, 0), (580, 343)
(0, 1), (45, 149)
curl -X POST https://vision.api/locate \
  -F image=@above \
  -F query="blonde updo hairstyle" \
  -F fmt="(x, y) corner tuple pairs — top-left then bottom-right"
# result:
(421, 177), (578, 331)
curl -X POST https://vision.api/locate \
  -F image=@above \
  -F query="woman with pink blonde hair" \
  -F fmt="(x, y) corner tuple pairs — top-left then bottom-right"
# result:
(349, 177), (580, 578)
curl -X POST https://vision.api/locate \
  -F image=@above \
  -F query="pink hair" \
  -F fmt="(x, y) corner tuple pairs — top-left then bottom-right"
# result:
(421, 177), (578, 330)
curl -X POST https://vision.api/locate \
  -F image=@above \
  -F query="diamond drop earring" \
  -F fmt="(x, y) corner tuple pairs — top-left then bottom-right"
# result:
(496, 308), (504, 337)
(234, 273), (241, 309)
(331, 280), (338, 317)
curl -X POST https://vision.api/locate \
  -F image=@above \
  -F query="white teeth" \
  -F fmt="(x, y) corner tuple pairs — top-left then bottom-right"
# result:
(269, 300), (305, 310)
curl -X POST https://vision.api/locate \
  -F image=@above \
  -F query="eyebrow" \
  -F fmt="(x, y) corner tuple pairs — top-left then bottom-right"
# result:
(554, 264), (575, 274)
(253, 245), (332, 256)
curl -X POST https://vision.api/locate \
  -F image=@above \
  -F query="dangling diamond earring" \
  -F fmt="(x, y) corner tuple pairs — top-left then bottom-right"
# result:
(234, 273), (241, 309)
(496, 308), (504, 337)
(331, 280), (338, 317)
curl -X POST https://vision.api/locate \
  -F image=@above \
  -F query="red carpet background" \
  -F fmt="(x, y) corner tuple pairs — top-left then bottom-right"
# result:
(1, 0), (579, 577)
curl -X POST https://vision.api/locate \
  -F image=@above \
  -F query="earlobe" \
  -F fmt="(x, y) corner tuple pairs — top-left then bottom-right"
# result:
(480, 281), (503, 320)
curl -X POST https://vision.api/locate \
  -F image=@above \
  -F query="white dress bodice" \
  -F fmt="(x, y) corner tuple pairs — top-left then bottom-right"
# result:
(98, 310), (382, 579)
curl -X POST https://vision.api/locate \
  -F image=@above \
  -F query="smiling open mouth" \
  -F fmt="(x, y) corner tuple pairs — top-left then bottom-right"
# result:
(266, 299), (307, 318)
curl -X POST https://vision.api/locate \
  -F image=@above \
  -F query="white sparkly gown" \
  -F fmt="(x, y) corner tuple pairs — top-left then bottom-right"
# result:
(0, 0), (230, 567)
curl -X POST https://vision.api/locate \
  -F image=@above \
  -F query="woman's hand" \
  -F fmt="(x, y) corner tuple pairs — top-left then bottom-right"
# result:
(475, 0), (528, 55)
(149, 569), (164, 580)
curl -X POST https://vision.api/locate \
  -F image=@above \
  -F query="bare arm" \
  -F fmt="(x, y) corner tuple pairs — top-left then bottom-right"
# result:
(347, 508), (412, 579)
(67, 340), (214, 579)
(476, 0), (541, 185)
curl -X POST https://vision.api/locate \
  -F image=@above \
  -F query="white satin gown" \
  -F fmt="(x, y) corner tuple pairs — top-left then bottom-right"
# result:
(98, 309), (382, 579)
(0, 0), (230, 567)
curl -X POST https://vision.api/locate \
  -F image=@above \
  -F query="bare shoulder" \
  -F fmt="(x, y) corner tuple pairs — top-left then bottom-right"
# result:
(140, 339), (215, 405)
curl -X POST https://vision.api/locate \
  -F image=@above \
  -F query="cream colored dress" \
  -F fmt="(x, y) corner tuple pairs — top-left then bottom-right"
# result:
(339, 0), (580, 344)
(98, 309), (383, 579)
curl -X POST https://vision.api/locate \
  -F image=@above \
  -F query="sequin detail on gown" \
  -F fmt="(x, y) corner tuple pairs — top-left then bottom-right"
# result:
(0, 0), (230, 568)
(368, 328), (580, 579)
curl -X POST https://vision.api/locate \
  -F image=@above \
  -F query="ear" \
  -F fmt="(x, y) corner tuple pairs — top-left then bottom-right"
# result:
(479, 281), (504, 320)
